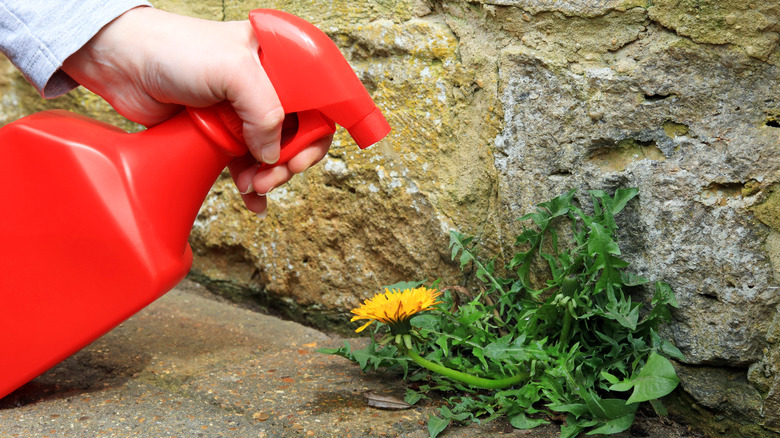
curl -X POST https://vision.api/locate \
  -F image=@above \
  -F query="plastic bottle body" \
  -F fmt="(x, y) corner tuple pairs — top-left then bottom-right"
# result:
(0, 110), (237, 398)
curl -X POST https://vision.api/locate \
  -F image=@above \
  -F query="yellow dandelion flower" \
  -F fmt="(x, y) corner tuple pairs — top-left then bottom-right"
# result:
(351, 286), (443, 334)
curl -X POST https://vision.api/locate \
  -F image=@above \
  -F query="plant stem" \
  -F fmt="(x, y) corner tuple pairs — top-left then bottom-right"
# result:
(560, 310), (572, 346)
(405, 349), (528, 390)
(463, 246), (505, 296)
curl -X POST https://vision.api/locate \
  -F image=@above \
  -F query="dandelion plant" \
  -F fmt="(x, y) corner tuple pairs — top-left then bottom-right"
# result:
(321, 189), (682, 437)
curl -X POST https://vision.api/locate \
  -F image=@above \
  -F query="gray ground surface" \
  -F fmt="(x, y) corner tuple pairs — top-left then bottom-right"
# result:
(0, 280), (705, 437)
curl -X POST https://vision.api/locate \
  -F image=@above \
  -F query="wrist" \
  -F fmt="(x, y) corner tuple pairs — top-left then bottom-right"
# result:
(62, 6), (156, 93)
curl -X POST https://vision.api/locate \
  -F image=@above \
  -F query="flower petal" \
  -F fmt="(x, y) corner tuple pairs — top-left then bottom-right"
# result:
(355, 320), (375, 333)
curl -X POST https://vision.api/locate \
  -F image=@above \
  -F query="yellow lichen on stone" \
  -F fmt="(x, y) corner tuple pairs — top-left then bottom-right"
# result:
(663, 121), (690, 138)
(647, 0), (779, 63)
(223, 0), (418, 25)
(753, 185), (780, 232)
(587, 139), (666, 173)
(153, 0), (225, 19)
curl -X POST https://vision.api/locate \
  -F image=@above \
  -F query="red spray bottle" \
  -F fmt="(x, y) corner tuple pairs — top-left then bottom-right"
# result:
(0, 9), (390, 399)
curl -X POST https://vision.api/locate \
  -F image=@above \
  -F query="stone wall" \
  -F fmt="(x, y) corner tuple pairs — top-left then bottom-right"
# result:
(1, 0), (777, 434)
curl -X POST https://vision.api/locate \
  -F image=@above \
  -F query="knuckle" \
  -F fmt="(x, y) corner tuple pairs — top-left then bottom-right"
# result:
(261, 106), (285, 130)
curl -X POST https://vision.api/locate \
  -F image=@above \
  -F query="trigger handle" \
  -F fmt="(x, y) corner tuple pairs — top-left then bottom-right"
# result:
(260, 110), (336, 170)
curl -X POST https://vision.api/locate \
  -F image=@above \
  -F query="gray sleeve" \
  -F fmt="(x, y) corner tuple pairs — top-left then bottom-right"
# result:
(0, 0), (152, 98)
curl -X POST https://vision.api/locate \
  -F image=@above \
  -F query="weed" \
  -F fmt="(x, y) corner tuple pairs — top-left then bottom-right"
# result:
(321, 188), (682, 437)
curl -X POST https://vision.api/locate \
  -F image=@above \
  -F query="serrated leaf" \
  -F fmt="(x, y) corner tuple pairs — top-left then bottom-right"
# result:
(405, 389), (423, 405)
(621, 270), (648, 287)
(545, 189), (577, 217)
(351, 345), (372, 370)
(609, 188), (639, 215)
(459, 251), (472, 268)
(518, 210), (550, 227)
(607, 301), (640, 330)
(472, 347), (489, 368)
(449, 231), (474, 267)
(652, 281), (679, 308)
(457, 305), (485, 325)
(428, 415), (450, 438)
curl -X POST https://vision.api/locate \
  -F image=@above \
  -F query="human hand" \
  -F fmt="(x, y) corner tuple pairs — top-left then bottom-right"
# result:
(61, 6), (331, 215)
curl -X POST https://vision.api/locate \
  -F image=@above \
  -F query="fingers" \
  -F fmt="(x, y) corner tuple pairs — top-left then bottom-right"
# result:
(251, 134), (333, 194)
(227, 153), (258, 195)
(239, 190), (269, 216)
(224, 24), (285, 165)
(228, 135), (333, 214)
(250, 165), (293, 198)
(227, 154), (266, 216)
(115, 95), (182, 128)
(285, 134), (333, 174)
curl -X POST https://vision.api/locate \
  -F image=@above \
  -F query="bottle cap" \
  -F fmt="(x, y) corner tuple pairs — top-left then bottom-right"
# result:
(347, 107), (391, 149)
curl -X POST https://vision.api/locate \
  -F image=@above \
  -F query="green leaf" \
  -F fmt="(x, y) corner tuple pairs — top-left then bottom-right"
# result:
(599, 398), (637, 419)
(621, 270), (648, 287)
(482, 334), (533, 364)
(541, 189), (576, 218)
(518, 211), (550, 228)
(509, 412), (549, 429)
(661, 341), (685, 361)
(352, 347), (373, 370)
(609, 188), (639, 215)
(626, 353), (680, 404)
(586, 412), (636, 435)
(457, 303), (485, 325)
(411, 314), (440, 330)
(608, 379), (635, 392)
(604, 299), (640, 330)
(405, 389), (423, 405)
(472, 347), (489, 369)
(582, 390), (636, 420)
(560, 415), (586, 438)
(385, 280), (426, 291)
(549, 402), (589, 417)
(449, 231), (474, 268)
(600, 371), (620, 385)
(428, 415), (450, 438)
(650, 399), (669, 416)
(652, 281), (679, 308)
(435, 335), (450, 357)
(317, 341), (355, 361)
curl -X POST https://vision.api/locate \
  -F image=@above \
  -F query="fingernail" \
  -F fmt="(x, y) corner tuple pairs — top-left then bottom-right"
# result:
(256, 210), (267, 219)
(240, 183), (255, 195)
(261, 145), (279, 164)
(254, 187), (272, 197)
